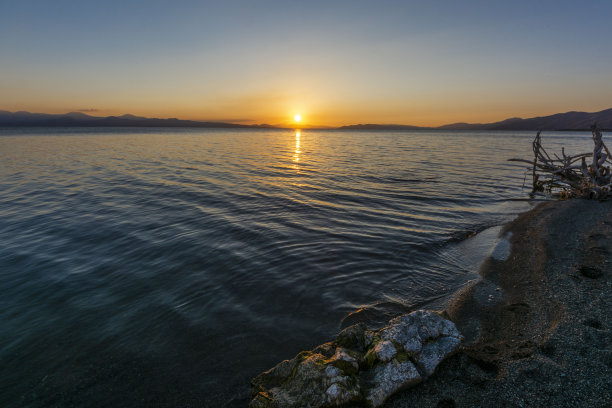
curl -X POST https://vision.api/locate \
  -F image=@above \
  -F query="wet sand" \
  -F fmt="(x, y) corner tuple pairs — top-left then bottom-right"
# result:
(386, 199), (612, 407)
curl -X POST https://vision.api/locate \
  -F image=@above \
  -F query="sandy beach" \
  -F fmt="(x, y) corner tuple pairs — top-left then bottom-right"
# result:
(386, 199), (612, 407)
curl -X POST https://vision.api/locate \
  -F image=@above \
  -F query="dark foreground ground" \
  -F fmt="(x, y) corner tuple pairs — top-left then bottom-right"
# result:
(384, 199), (612, 408)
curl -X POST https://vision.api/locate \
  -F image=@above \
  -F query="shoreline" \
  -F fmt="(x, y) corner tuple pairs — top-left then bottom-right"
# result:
(386, 199), (612, 407)
(248, 199), (612, 407)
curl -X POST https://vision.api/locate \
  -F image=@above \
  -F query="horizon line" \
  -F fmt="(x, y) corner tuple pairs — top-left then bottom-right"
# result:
(1, 107), (612, 130)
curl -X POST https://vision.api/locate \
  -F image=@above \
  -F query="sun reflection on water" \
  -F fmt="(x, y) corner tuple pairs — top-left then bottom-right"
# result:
(293, 130), (301, 168)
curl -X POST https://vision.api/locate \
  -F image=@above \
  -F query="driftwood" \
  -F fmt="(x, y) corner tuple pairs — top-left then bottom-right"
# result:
(509, 125), (612, 199)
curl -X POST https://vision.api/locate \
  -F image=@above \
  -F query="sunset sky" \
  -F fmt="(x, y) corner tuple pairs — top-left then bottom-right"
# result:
(1, 0), (611, 126)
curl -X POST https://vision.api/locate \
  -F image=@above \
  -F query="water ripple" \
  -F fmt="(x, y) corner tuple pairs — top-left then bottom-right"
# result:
(0, 128), (593, 407)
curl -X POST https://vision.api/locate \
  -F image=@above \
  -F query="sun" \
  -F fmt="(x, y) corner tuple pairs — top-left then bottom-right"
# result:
(294, 114), (302, 123)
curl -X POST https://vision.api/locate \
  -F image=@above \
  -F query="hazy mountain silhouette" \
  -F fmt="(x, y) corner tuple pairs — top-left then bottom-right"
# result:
(337, 124), (424, 130)
(340, 108), (612, 131)
(1, 108), (611, 130)
(0, 111), (276, 128)
(437, 108), (612, 130)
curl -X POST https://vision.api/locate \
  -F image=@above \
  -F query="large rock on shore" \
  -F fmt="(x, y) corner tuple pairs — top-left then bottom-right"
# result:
(249, 310), (463, 408)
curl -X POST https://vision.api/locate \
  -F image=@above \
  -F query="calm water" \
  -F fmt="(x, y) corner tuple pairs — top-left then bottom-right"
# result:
(0, 128), (593, 407)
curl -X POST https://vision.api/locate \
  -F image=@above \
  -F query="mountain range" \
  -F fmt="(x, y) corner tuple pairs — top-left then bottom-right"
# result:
(0, 111), (273, 129)
(1, 108), (611, 130)
(339, 108), (612, 131)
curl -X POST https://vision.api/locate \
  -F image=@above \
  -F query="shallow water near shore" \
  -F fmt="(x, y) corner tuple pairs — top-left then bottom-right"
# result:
(0, 127), (593, 406)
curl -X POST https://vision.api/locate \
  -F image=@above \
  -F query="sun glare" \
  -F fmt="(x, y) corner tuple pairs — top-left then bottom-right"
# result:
(294, 114), (302, 123)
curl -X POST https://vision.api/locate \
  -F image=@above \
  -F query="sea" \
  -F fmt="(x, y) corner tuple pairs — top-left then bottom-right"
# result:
(0, 127), (594, 407)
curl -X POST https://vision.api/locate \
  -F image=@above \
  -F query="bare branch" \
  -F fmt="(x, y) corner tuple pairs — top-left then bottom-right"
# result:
(508, 125), (611, 199)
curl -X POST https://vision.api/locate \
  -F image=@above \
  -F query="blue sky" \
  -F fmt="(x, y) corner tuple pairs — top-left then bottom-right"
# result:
(1, 0), (611, 125)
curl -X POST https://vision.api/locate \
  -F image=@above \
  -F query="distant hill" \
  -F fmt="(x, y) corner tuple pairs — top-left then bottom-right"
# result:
(0, 111), (277, 129)
(337, 123), (426, 131)
(2, 108), (611, 130)
(338, 108), (612, 131)
(437, 108), (612, 131)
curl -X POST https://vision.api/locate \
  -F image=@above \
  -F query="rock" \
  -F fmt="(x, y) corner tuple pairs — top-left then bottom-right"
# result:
(249, 351), (361, 408)
(336, 323), (367, 351)
(251, 358), (300, 395)
(312, 342), (336, 359)
(408, 310), (461, 339)
(379, 310), (461, 356)
(325, 382), (360, 406)
(365, 359), (422, 407)
(249, 310), (463, 408)
(364, 330), (375, 347)
(380, 322), (422, 354)
(329, 347), (360, 376)
(249, 391), (276, 408)
(325, 365), (342, 379)
(415, 336), (462, 376)
(326, 383), (342, 398)
(374, 340), (397, 362)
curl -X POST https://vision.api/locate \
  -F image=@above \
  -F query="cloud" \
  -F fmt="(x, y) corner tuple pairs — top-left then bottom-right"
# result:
(77, 108), (99, 112)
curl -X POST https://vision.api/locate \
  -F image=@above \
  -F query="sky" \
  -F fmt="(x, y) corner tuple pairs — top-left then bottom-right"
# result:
(1, 0), (611, 127)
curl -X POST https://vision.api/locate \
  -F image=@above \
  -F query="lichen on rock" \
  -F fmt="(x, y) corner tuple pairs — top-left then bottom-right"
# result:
(249, 310), (463, 408)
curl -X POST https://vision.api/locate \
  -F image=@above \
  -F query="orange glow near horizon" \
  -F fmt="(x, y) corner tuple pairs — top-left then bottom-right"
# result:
(3, 100), (612, 128)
